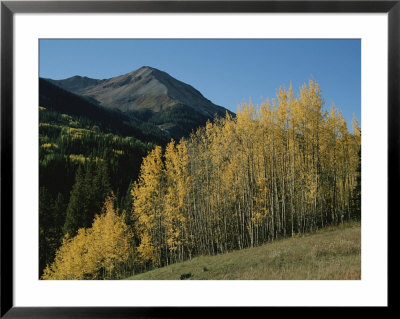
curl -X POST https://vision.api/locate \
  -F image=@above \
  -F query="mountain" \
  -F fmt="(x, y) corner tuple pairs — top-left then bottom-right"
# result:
(45, 66), (233, 139)
(48, 66), (229, 116)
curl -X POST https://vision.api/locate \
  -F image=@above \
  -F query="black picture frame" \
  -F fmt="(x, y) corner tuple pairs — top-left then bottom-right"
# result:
(1, 0), (395, 317)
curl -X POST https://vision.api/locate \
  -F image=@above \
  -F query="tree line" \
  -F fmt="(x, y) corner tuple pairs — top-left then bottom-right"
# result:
(41, 80), (361, 279)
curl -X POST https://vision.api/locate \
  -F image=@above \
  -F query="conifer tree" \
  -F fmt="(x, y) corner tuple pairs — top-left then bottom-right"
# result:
(63, 165), (87, 236)
(39, 187), (54, 276)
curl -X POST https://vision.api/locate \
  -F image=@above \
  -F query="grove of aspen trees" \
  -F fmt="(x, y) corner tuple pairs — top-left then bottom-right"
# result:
(42, 80), (361, 279)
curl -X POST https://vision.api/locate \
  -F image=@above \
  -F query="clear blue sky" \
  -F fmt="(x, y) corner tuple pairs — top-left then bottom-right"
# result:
(40, 39), (361, 127)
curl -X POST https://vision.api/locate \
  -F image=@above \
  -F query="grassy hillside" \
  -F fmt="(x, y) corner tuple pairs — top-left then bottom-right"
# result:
(126, 221), (361, 280)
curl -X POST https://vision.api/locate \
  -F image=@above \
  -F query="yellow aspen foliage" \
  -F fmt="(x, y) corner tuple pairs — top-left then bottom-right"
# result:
(164, 139), (191, 261)
(129, 80), (361, 269)
(41, 193), (133, 280)
(131, 146), (165, 266)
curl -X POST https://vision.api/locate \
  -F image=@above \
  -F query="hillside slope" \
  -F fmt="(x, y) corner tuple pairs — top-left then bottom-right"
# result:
(126, 222), (361, 280)
(39, 78), (169, 144)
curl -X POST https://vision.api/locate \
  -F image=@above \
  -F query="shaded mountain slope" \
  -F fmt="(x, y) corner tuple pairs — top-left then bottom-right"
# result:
(46, 75), (106, 95)
(39, 78), (169, 145)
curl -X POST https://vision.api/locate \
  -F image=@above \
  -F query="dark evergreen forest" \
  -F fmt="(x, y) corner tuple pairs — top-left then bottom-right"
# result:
(39, 106), (155, 275)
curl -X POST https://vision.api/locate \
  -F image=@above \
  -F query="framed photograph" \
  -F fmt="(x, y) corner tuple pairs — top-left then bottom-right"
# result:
(1, 0), (395, 316)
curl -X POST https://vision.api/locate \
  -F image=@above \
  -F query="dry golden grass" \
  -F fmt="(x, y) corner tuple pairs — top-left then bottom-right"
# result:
(126, 221), (361, 280)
